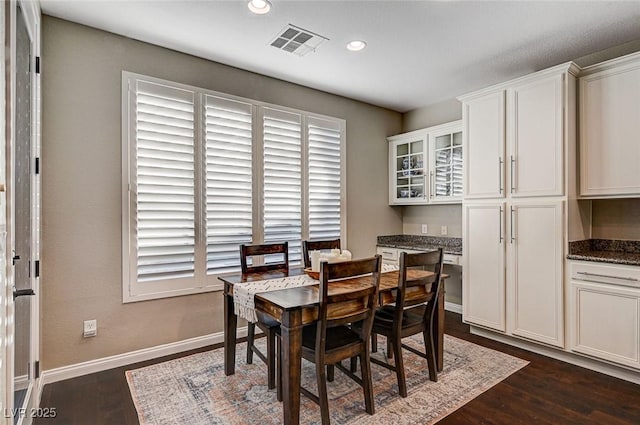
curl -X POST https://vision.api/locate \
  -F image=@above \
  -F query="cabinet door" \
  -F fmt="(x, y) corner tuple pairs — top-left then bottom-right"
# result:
(463, 202), (506, 331)
(388, 134), (428, 205)
(507, 200), (564, 347)
(580, 62), (640, 196)
(570, 281), (640, 368)
(430, 124), (463, 203)
(463, 91), (505, 199)
(509, 74), (564, 197)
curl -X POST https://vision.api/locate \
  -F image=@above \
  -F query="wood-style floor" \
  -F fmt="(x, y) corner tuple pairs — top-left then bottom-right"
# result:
(36, 312), (640, 424)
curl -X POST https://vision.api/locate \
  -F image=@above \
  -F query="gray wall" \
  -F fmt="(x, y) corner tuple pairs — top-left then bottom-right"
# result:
(592, 199), (640, 241)
(41, 16), (402, 369)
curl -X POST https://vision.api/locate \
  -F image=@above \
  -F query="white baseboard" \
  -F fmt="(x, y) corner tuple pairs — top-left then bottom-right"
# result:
(40, 326), (249, 386)
(444, 301), (462, 314)
(471, 326), (640, 385)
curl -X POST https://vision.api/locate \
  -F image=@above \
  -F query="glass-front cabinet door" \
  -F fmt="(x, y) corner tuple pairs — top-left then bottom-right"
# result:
(429, 122), (463, 203)
(388, 132), (428, 204)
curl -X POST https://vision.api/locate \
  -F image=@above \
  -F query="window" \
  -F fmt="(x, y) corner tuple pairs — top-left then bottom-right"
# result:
(122, 72), (345, 302)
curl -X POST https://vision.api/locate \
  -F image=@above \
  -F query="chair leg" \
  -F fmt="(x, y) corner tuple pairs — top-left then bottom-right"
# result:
(350, 356), (357, 373)
(267, 329), (276, 389)
(359, 351), (375, 415)
(327, 364), (335, 382)
(386, 337), (393, 359)
(423, 329), (438, 382)
(246, 323), (256, 364)
(316, 361), (330, 425)
(371, 334), (378, 353)
(392, 335), (407, 398)
(276, 336), (283, 402)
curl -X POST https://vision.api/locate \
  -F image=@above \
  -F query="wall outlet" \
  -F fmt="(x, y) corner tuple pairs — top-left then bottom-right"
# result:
(421, 224), (428, 234)
(440, 225), (448, 236)
(83, 319), (97, 338)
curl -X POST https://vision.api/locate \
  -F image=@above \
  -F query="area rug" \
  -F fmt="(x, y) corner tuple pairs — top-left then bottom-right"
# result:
(126, 335), (528, 425)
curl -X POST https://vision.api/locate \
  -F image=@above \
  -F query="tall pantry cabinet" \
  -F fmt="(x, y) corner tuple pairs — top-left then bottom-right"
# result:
(459, 63), (580, 348)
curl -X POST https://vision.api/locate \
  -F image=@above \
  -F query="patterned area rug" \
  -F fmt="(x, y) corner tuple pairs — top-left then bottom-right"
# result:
(126, 335), (528, 425)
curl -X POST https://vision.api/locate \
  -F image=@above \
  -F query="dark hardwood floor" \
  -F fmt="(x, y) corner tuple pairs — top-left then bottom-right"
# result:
(36, 311), (640, 424)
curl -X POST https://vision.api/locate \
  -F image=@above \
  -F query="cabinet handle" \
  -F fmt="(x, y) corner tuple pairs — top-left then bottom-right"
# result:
(576, 271), (639, 282)
(429, 171), (434, 199)
(510, 155), (516, 193)
(499, 207), (504, 243)
(510, 206), (515, 244)
(498, 157), (504, 194)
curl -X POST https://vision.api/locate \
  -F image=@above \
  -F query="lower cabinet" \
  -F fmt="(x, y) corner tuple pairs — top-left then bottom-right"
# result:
(463, 200), (564, 347)
(569, 261), (640, 369)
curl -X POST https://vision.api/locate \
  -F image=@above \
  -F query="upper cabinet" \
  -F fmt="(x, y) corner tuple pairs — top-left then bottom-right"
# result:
(579, 52), (640, 198)
(460, 63), (577, 200)
(388, 120), (462, 205)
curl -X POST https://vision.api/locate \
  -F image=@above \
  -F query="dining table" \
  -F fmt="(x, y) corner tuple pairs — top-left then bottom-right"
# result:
(220, 266), (447, 425)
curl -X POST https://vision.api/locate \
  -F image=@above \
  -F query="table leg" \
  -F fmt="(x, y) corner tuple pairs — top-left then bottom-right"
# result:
(435, 288), (445, 372)
(224, 291), (237, 376)
(281, 311), (302, 425)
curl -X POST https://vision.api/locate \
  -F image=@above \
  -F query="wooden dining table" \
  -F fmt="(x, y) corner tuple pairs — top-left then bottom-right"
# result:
(220, 267), (446, 425)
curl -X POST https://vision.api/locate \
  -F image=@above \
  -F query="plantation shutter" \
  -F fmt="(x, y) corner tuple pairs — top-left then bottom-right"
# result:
(262, 108), (303, 264)
(133, 80), (196, 283)
(204, 95), (253, 274)
(307, 117), (343, 241)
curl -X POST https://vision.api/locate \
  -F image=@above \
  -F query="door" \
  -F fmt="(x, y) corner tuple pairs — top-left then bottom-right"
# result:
(388, 133), (428, 204)
(462, 202), (505, 331)
(508, 73), (564, 197)
(462, 90), (505, 199)
(429, 122), (463, 203)
(506, 200), (564, 347)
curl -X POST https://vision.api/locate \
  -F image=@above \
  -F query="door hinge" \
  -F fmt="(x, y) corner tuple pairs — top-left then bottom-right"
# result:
(35, 56), (41, 74)
(35, 260), (40, 278)
(35, 361), (40, 379)
(35, 157), (40, 174)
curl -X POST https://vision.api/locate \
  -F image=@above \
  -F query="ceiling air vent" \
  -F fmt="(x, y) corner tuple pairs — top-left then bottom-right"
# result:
(270, 24), (328, 56)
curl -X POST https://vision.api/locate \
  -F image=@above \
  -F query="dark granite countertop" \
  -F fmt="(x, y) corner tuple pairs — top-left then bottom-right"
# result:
(567, 239), (640, 266)
(377, 235), (462, 255)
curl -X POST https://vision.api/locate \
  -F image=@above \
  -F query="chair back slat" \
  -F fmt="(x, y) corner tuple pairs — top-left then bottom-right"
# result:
(302, 239), (341, 268)
(395, 249), (444, 323)
(316, 255), (382, 351)
(240, 242), (289, 274)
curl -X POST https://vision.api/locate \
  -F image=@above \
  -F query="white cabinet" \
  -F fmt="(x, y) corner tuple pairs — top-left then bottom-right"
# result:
(506, 201), (564, 347)
(462, 65), (574, 200)
(463, 201), (564, 346)
(569, 261), (640, 369)
(463, 203), (506, 331)
(463, 91), (505, 199)
(388, 121), (462, 205)
(376, 246), (462, 267)
(579, 53), (640, 197)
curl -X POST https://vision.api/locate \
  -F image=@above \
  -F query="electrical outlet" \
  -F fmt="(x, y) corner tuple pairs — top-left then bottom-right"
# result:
(83, 319), (97, 338)
(421, 224), (428, 234)
(440, 225), (448, 236)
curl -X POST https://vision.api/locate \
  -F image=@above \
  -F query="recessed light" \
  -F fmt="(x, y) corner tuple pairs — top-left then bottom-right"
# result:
(248, 0), (272, 15)
(346, 40), (367, 52)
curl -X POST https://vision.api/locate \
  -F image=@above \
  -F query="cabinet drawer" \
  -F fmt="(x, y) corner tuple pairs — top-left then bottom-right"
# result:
(376, 247), (398, 261)
(571, 261), (640, 289)
(443, 254), (461, 265)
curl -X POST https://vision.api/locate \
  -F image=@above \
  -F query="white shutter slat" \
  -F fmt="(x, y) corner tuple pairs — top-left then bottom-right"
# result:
(263, 108), (302, 265)
(308, 121), (342, 241)
(205, 95), (253, 273)
(134, 81), (196, 283)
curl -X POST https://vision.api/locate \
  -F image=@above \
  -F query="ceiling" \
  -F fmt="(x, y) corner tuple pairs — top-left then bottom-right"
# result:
(40, 0), (640, 113)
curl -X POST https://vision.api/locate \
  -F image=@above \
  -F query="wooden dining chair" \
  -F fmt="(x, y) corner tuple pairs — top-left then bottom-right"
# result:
(302, 238), (341, 268)
(278, 255), (382, 425)
(239, 241), (289, 390)
(369, 249), (444, 398)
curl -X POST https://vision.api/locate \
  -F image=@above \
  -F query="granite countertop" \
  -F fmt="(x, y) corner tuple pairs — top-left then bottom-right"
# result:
(377, 235), (462, 255)
(567, 239), (640, 266)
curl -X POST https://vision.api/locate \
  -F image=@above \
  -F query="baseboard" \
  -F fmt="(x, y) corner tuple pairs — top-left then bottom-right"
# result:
(471, 326), (640, 385)
(40, 325), (250, 386)
(444, 301), (462, 314)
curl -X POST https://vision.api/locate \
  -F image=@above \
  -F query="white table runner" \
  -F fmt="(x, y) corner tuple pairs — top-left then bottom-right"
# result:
(233, 263), (398, 323)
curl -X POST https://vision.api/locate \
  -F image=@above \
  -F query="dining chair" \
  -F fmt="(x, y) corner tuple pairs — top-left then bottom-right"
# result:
(302, 238), (341, 268)
(239, 241), (289, 390)
(278, 255), (382, 425)
(369, 249), (444, 398)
